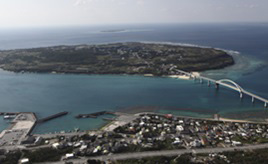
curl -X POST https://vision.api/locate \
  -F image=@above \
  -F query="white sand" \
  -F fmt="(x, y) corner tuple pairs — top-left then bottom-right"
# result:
(144, 74), (154, 77)
(168, 75), (190, 80)
(191, 72), (200, 77)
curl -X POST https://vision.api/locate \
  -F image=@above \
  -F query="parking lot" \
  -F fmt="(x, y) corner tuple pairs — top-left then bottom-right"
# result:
(0, 113), (36, 146)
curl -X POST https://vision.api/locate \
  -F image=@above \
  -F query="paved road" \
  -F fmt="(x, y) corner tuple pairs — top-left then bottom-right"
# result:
(91, 143), (268, 161)
(44, 143), (268, 164)
(102, 113), (138, 132)
(33, 131), (87, 139)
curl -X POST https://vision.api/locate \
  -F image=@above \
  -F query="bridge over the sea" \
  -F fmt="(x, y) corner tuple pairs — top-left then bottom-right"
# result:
(173, 69), (268, 108)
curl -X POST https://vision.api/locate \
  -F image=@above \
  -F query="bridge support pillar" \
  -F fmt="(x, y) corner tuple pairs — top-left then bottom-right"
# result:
(252, 97), (255, 103)
(208, 81), (210, 87)
(240, 92), (243, 99)
(265, 102), (267, 108)
(215, 83), (219, 89)
(200, 78), (203, 84)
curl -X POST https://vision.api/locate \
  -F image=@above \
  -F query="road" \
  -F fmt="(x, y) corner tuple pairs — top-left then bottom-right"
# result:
(33, 131), (87, 139)
(91, 143), (268, 161)
(43, 143), (268, 164)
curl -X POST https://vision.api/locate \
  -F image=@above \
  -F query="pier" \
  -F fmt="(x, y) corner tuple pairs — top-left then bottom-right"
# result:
(0, 112), (37, 147)
(37, 111), (68, 123)
(173, 69), (268, 107)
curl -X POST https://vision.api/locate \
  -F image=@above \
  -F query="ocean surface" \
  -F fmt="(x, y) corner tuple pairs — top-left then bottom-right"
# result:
(0, 23), (268, 133)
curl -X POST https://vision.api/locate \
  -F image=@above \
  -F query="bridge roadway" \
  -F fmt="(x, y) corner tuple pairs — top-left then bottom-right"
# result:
(174, 69), (268, 107)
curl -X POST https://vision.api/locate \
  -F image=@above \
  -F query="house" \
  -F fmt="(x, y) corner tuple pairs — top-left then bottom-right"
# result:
(74, 142), (81, 148)
(20, 158), (29, 164)
(172, 138), (182, 145)
(190, 139), (202, 147)
(201, 137), (209, 146)
(65, 153), (74, 159)
(165, 114), (173, 119)
(232, 141), (242, 146)
(52, 142), (60, 149)
(176, 125), (184, 131)
(80, 145), (87, 151)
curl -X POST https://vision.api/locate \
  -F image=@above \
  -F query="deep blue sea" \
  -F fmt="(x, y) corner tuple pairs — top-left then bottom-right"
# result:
(0, 23), (267, 133)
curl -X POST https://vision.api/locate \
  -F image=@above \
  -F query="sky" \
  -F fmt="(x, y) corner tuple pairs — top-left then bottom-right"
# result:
(0, 0), (268, 28)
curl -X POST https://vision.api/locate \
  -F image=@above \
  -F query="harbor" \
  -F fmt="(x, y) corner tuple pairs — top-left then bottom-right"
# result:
(0, 111), (71, 149)
(0, 112), (37, 148)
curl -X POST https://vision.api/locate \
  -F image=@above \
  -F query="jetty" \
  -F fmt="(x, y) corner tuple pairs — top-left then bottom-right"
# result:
(37, 111), (68, 123)
(75, 111), (115, 119)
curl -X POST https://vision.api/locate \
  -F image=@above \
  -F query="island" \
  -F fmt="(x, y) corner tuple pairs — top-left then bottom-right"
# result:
(100, 29), (126, 33)
(0, 42), (234, 75)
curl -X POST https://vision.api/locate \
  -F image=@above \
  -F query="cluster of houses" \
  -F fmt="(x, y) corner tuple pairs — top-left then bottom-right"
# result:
(114, 113), (268, 148)
(7, 112), (267, 164)
(34, 113), (268, 161)
(90, 43), (185, 75)
(47, 131), (130, 160)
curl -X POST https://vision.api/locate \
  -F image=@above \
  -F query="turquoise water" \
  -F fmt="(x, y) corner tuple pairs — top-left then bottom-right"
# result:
(0, 70), (266, 133)
(0, 23), (268, 133)
(0, 116), (10, 132)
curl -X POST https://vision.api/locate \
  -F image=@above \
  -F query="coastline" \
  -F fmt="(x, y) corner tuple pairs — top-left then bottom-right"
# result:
(99, 112), (268, 136)
(31, 111), (268, 137)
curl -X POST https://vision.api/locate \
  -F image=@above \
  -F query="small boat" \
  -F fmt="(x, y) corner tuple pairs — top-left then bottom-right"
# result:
(3, 115), (16, 119)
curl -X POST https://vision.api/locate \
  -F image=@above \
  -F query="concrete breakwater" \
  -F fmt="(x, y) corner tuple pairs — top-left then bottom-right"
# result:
(75, 111), (115, 119)
(36, 111), (68, 123)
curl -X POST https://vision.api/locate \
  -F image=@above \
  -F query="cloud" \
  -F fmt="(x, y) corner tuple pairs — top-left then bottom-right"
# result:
(248, 4), (259, 9)
(161, 8), (168, 12)
(74, 0), (147, 7)
(73, 0), (98, 6)
(137, 0), (145, 6)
